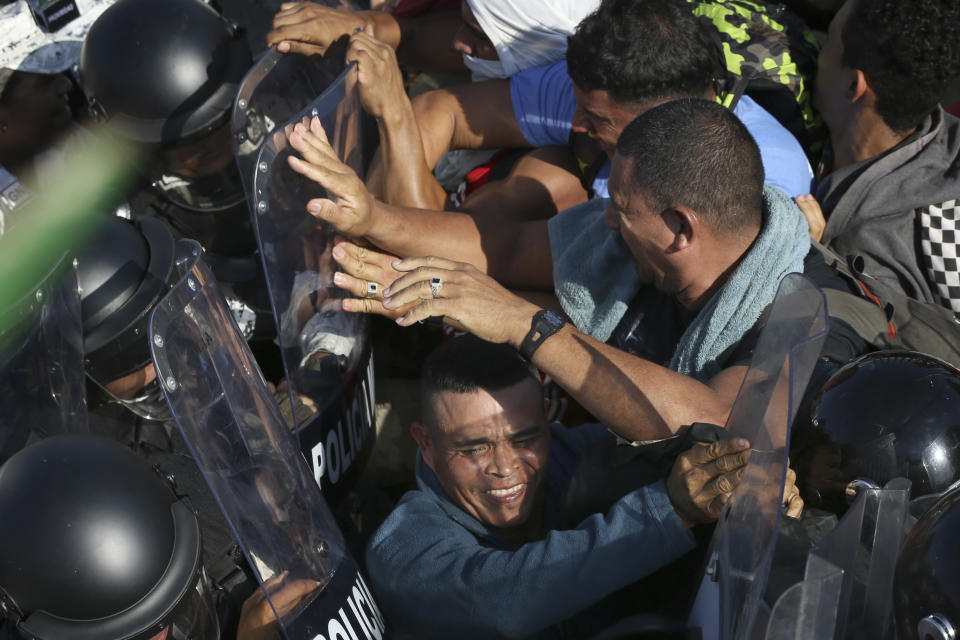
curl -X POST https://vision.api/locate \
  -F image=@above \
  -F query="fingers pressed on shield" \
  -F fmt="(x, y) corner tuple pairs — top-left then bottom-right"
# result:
(285, 157), (346, 199)
(685, 437), (751, 468)
(332, 239), (402, 286)
(332, 271), (383, 299)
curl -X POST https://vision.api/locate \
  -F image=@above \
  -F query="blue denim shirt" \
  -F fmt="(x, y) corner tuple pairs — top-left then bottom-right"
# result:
(365, 423), (696, 639)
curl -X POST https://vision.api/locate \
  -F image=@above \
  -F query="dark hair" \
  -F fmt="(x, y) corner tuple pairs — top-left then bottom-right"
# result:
(566, 0), (722, 106)
(420, 335), (539, 428)
(616, 98), (764, 236)
(842, 0), (960, 133)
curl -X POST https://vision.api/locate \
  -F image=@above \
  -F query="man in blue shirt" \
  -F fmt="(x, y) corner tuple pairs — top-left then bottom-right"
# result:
(373, 0), (813, 215)
(366, 335), (793, 639)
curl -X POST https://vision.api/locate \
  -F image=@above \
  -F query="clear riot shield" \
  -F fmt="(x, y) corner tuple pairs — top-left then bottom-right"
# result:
(232, 48), (375, 505)
(688, 273), (830, 640)
(0, 254), (87, 462)
(805, 478), (911, 640)
(150, 248), (387, 639)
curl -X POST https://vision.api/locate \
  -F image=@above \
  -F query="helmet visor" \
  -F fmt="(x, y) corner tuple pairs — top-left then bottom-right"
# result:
(90, 371), (172, 422)
(153, 122), (245, 213)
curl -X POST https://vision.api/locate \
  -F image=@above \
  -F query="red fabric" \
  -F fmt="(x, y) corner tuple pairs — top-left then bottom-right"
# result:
(391, 0), (459, 18)
(947, 101), (960, 118)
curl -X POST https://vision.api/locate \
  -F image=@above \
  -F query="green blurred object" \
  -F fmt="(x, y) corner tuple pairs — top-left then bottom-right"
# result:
(0, 133), (137, 336)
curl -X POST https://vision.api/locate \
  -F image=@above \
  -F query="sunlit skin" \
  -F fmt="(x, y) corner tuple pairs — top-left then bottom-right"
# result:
(411, 378), (550, 538)
(570, 85), (646, 159)
(452, 2), (497, 61)
(603, 154), (683, 293)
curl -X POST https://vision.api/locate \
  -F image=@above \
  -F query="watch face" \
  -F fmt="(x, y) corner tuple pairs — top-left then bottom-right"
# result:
(541, 310), (565, 329)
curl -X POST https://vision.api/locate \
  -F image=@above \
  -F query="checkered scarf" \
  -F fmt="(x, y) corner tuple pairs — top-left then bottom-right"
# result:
(920, 199), (960, 315)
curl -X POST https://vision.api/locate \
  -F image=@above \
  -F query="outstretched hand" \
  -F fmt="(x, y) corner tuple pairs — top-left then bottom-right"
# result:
(381, 256), (541, 345)
(267, 2), (365, 57)
(287, 116), (375, 238)
(331, 238), (414, 319)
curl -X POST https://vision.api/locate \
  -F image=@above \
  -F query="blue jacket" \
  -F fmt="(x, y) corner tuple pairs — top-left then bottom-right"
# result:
(365, 423), (696, 639)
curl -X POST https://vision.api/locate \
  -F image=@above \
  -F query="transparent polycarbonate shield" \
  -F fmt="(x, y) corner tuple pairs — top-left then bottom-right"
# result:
(688, 273), (830, 640)
(150, 249), (385, 638)
(764, 554), (843, 640)
(0, 255), (87, 463)
(232, 47), (350, 188)
(232, 49), (375, 503)
(809, 477), (911, 640)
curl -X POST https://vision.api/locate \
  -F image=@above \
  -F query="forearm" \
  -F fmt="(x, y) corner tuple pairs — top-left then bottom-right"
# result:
(513, 324), (735, 441)
(365, 201), (490, 269)
(368, 100), (449, 209)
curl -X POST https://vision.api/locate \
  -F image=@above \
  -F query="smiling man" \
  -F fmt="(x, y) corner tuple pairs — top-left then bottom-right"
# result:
(365, 335), (766, 639)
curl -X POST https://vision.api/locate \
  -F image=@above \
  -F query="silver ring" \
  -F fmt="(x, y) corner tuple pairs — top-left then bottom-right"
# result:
(429, 277), (443, 299)
(365, 282), (378, 298)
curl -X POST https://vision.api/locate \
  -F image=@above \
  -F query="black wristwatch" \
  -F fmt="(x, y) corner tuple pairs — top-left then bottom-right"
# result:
(518, 309), (567, 360)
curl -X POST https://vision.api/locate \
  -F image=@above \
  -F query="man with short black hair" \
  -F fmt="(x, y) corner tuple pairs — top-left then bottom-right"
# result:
(288, 99), (867, 442)
(807, 0), (960, 313)
(366, 334), (784, 639)
(369, 0), (813, 214)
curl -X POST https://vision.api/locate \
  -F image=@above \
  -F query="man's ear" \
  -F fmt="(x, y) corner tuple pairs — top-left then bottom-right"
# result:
(410, 422), (436, 471)
(848, 68), (870, 103)
(666, 205), (698, 252)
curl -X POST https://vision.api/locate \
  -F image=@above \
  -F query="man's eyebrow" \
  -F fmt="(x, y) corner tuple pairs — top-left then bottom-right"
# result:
(510, 426), (545, 440)
(583, 108), (610, 124)
(451, 436), (493, 448)
(451, 426), (544, 448)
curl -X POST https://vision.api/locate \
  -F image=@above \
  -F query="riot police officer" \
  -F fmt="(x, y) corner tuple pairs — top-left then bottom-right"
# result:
(78, 0), (270, 337)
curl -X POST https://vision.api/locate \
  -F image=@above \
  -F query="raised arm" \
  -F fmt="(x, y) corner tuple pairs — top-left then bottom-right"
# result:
(365, 80), (529, 209)
(266, 2), (464, 71)
(286, 117), (553, 288)
(377, 258), (750, 441)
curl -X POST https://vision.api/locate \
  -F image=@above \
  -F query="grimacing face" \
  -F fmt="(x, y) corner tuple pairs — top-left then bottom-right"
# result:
(571, 84), (645, 159)
(417, 379), (550, 529)
(604, 153), (680, 293)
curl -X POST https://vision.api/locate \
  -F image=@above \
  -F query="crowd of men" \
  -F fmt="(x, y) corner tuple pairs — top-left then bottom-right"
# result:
(1, 0), (960, 637)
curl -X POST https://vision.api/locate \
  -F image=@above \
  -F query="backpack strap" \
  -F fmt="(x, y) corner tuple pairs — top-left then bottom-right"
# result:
(813, 242), (960, 365)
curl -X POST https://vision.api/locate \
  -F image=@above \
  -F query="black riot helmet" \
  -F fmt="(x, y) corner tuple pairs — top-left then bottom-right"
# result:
(79, 0), (252, 212)
(792, 351), (960, 515)
(0, 434), (218, 640)
(76, 216), (180, 419)
(894, 485), (960, 640)
(79, 0), (249, 146)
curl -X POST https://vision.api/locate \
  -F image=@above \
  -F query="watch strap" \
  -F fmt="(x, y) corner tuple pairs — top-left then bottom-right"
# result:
(518, 310), (566, 360)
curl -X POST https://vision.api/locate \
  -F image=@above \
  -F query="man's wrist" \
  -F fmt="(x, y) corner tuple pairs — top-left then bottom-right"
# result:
(516, 309), (567, 360)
